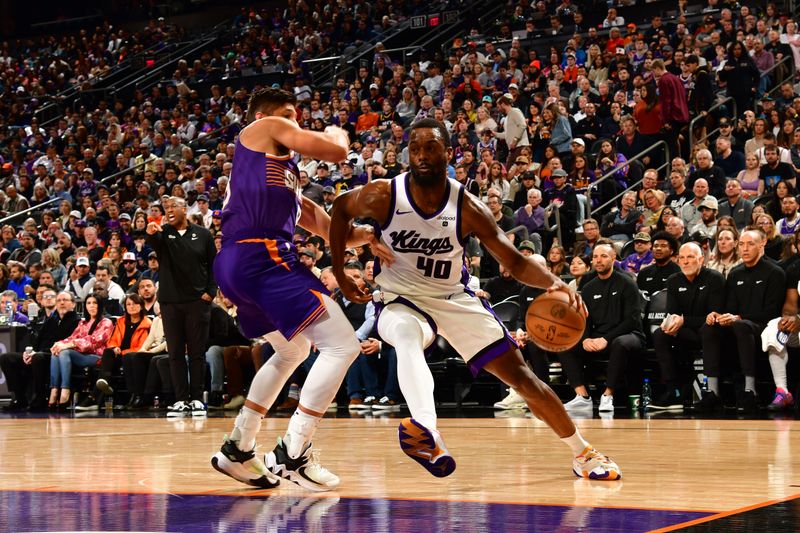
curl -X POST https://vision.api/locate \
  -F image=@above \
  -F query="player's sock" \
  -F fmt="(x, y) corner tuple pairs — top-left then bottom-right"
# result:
(284, 409), (322, 459)
(707, 377), (719, 395)
(245, 331), (310, 409)
(769, 351), (789, 390)
(381, 311), (437, 430)
(299, 294), (361, 414)
(562, 429), (591, 456)
(232, 406), (263, 452)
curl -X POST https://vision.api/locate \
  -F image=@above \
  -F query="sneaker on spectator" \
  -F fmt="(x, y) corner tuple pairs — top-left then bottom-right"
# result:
(326, 402), (338, 412)
(191, 399), (207, 417)
(167, 400), (191, 417)
(598, 394), (614, 412)
(73, 395), (98, 411)
(736, 390), (758, 413)
(348, 397), (375, 411)
(96, 378), (114, 396)
(767, 388), (794, 411)
(372, 396), (401, 412)
(564, 394), (593, 411)
(493, 388), (527, 410)
(224, 395), (245, 410)
(648, 389), (683, 411)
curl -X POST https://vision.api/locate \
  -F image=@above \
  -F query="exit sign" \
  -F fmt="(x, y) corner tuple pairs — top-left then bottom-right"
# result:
(428, 15), (440, 26)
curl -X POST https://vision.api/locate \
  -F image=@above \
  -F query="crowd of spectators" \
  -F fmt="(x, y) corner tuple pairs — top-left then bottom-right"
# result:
(3, 1), (800, 416)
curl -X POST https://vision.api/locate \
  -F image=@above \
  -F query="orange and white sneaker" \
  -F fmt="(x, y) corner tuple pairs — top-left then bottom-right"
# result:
(573, 446), (622, 481)
(398, 417), (456, 478)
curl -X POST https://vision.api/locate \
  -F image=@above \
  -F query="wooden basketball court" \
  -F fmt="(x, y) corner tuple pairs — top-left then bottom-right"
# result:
(1, 412), (799, 532)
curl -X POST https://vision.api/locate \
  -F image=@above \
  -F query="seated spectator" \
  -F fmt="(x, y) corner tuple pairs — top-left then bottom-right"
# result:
(567, 255), (591, 291)
(67, 257), (94, 301)
(93, 294), (152, 409)
(546, 245), (568, 276)
(8, 232), (42, 268)
(699, 230), (785, 413)
(7, 262), (32, 302)
(559, 243), (645, 412)
(543, 169), (579, 251)
(759, 145), (796, 193)
(707, 227), (742, 278)
(689, 197), (719, 239)
(640, 190), (667, 233)
(776, 195), (800, 236)
(718, 179), (754, 231)
(687, 149), (726, 199)
(85, 265), (126, 306)
(205, 298), (251, 409)
(650, 242), (725, 411)
(41, 248), (67, 290)
(715, 137), (746, 178)
(681, 179), (716, 229)
(482, 264), (522, 305)
(513, 188), (545, 242)
(765, 180), (796, 223)
(0, 291), (80, 412)
(637, 232), (681, 298)
(600, 191), (641, 243)
(48, 294), (114, 409)
(117, 252), (143, 293)
(621, 232), (654, 274)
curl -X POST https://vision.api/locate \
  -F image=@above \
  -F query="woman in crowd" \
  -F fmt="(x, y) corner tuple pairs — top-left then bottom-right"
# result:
(766, 181), (795, 222)
(736, 152), (764, 199)
(94, 294), (152, 407)
(120, 309), (166, 409)
(546, 244), (568, 276)
(707, 226), (742, 278)
(42, 248), (67, 289)
(567, 255), (591, 291)
(755, 213), (785, 261)
(49, 294), (113, 409)
(542, 103), (573, 158)
(595, 139), (629, 189)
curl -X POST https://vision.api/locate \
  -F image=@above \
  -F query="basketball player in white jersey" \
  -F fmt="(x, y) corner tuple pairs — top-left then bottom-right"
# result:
(329, 119), (621, 480)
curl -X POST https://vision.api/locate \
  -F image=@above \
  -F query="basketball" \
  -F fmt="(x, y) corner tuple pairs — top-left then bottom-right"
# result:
(525, 291), (586, 352)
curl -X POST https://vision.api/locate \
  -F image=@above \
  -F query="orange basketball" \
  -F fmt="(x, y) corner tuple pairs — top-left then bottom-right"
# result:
(525, 291), (586, 352)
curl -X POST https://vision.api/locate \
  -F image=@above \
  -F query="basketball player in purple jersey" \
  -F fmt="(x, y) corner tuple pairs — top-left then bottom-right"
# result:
(329, 119), (621, 480)
(211, 88), (392, 491)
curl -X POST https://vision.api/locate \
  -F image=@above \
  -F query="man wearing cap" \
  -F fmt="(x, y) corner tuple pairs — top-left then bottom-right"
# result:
(8, 232), (42, 268)
(495, 93), (530, 171)
(142, 252), (159, 285)
(622, 232), (654, 274)
(298, 249), (321, 278)
(322, 186), (337, 213)
(689, 197), (719, 239)
(118, 251), (143, 293)
(66, 257), (94, 301)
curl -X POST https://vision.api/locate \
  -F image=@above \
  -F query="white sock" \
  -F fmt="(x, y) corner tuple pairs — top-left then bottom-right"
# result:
(744, 376), (756, 393)
(245, 332), (310, 409)
(707, 377), (719, 395)
(769, 351), (789, 390)
(378, 307), (437, 431)
(285, 409), (322, 459)
(232, 406), (263, 452)
(562, 429), (590, 456)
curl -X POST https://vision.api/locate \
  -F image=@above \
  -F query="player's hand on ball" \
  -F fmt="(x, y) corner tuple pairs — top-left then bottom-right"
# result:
(339, 273), (371, 304)
(146, 221), (162, 235)
(547, 281), (587, 317)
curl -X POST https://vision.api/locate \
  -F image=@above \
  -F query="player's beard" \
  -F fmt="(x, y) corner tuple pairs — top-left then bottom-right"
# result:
(410, 164), (442, 187)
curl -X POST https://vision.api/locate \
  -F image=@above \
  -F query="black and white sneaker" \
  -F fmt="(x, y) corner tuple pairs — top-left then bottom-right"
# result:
(73, 395), (98, 411)
(95, 378), (114, 396)
(266, 436), (339, 492)
(211, 437), (280, 489)
(190, 399), (207, 417)
(372, 396), (401, 412)
(166, 400), (191, 417)
(648, 389), (683, 411)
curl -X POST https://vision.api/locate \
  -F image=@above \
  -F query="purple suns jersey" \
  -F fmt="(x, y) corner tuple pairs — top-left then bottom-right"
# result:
(221, 138), (303, 242)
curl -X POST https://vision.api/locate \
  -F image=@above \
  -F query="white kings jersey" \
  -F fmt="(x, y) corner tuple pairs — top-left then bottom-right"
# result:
(374, 173), (469, 298)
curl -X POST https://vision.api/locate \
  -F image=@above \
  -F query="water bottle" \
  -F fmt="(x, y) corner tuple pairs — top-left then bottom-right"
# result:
(153, 396), (160, 410)
(641, 378), (652, 410)
(702, 376), (709, 394)
(24, 346), (33, 357)
(203, 390), (209, 409)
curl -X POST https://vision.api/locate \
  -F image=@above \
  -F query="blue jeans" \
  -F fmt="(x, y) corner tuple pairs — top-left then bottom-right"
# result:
(205, 345), (225, 393)
(346, 353), (381, 399)
(50, 349), (100, 389)
(381, 345), (402, 401)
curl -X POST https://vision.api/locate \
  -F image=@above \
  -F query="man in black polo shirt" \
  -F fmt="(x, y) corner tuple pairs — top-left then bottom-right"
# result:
(636, 232), (680, 298)
(649, 242), (725, 410)
(699, 229), (785, 412)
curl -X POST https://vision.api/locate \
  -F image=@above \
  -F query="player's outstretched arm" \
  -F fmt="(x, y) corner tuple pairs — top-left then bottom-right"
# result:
(239, 117), (348, 162)
(461, 193), (586, 315)
(329, 181), (392, 303)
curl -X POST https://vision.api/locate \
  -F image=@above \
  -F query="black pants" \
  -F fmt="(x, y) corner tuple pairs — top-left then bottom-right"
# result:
(557, 333), (645, 390)
(161, 301), (211, 402)
(144, 354), (172, 397)
(123, 351), (160, 397)
(0, 352), (50, 403)
(521, 343), (550, 383)
(99, 348), (122, 382)
(701, 320), (760, 378)
(653, 327), (701, 386)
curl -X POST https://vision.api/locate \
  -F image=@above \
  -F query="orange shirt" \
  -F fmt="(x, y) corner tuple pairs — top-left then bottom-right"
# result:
(356, 112), (379, 133)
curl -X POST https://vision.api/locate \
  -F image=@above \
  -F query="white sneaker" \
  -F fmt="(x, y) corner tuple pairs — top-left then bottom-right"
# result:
(266, 436), (340, 492)
(598, 394), (614, 412)
(190, 399), (207, 417)
(564, 394), (593, 410)
(211, 436), (280, 488)
(166, 400), (191, 417)
(573, 446), (622, 480)
(493, 388), (527, 410)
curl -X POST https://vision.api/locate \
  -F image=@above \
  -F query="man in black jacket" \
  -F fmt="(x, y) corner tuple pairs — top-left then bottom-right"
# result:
(699, 229), (785, 412)
(558, 243), (646, 413)
(637, 232), (681, 298)
(147, 195), (217, 417)
(649, 242), (724, 410)
(0, 291), (80, 411)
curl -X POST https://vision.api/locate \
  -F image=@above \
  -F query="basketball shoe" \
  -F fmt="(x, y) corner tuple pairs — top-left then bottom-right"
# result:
(211, 436), (280, 489)
(398, 417), (456, 478)
(573, 446), (622, 480)
(493, 388), (527, 410)
(266, 435), (340, 492)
